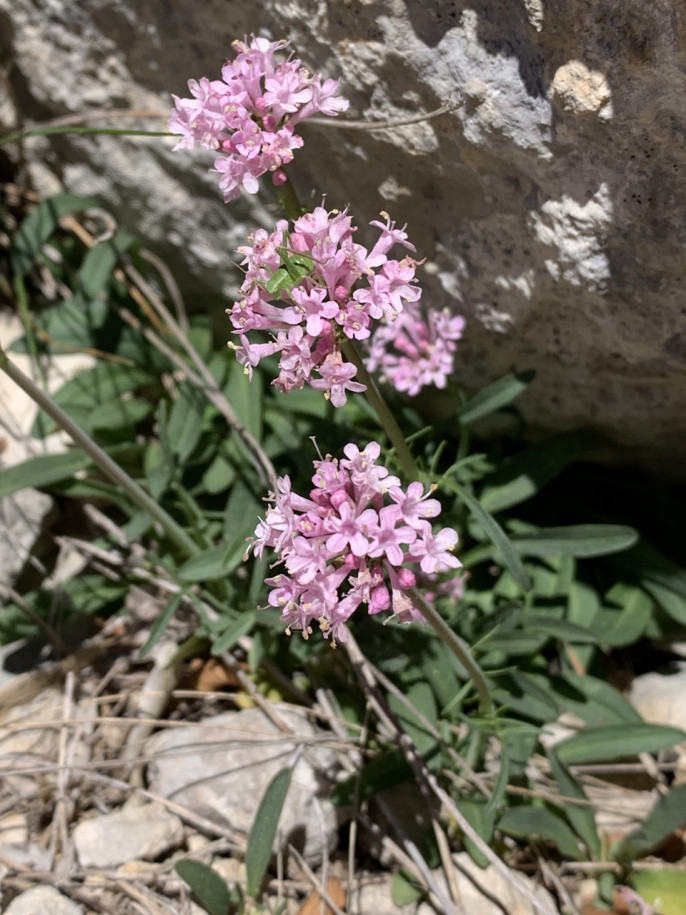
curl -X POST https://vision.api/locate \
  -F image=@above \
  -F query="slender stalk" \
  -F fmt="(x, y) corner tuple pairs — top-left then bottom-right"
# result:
(409, 586), (494, 718)
(341, 339), (420, 481)
(269, 175), (305, 220)
(0, 125), (169, 147)
(0, 343), (200, 560)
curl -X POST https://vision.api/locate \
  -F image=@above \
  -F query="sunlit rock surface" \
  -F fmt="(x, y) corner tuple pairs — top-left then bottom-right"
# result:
(2, 1), (685, 468)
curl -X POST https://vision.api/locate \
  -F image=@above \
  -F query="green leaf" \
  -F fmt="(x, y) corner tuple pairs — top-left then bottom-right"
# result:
(501, 671), (560, 721)
(588, 586), (653, 647)
(9, 295), (111, 353)
(619, 543), (686, 625)
(486, 738), (510, 815)
(245, 767), (292, 899)
(0, 450), (91, 498)
(202, 454), (237, 495)
(458, 799), (496, 868)
(643, 580), (686, 625)
(224, 360), (262, 439)
(631, 869), (686, 915)
(32, 363), (153, 437)
(90, 397), (154, 432)
(567, 581), (600, 628)
(497, 805), (584, 859)
(391, 872), (423, 906)
(223, 480), (262, 542)
(510, 524), (638, 558)
(11, 193), (101, 276)
(547, 751), (601, 859)
(481, 630), (549, 657)
(210, 612), (257, 655)
(58, 574), (127, 615)
(453, 484), (531, 590)
(551, 672), (642, 726)
(175, 859), (231, 915)
(139, 595), (182, 659)
(178, 543), (242, 583)
(167, 382), (207, 464)
(614, 785), (686, 864)
(458, 371), (533, 426)
(524, 616), (602, 643)
(388, 681), (438, 757)
(76, 231), (135, 297)
(555, 724), (686, 765)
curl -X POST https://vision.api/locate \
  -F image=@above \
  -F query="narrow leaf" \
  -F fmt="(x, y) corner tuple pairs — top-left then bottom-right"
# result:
(510, 524), (638, 558)
(0, 451), (90, 498)
(167, 382), (206, 464)
(178, 528), (251, 583)
(453, 483), (531, 590)
(556, 724), (686, 765)
(175, 859), (231, 915)
(614, 785), (686, 864)
(458, 799), (496, 868)
(77, 230), (135, 297)
(210, 611), (256, 655)
(391, 872), (423, 906)
(547, 751), (601, 859)
(552, 672), (642, 726)
(498, 805), (584, 859)
(458, 371), (533, 425)
(589, 588), (652, 647)
(245, 767), (292, 899)
(11, 193), (101, 275)
(139, 595), (182, 659)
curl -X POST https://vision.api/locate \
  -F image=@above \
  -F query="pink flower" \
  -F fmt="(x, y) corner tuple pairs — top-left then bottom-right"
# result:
(250, 444), (461, 644)
(366, 303), (465, 396)
(170, 37), (349, 201)
(228, 206), (423, 406)
(410, 525), (462, 575)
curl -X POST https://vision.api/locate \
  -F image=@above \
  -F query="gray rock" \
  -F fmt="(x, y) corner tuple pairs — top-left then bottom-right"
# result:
(0, 687), (66, 798)
(146, 704), (340, 864)
(629, 663), (686, 732)
(417, 851), (557, 915)
(0, 489), (53, 589)
(350, 877), (416, 915)
(3, 1), (686, 468)
(72, 801), (185, 868)
(3, 885), (83, 915)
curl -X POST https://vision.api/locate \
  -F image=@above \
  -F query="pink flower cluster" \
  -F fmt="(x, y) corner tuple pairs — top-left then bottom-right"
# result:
(169, 36), (349, 201)
(366, 304), (466, 396)
(251, 442), (461, 644)
(228, 207), (422, 405)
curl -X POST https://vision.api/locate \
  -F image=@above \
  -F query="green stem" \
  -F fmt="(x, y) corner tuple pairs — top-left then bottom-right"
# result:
(0, 343), (200, 561)
(409, 587), (494, 719)
(341, 339), (420, 481)
(269, 175), (305, 220)
(0, 125), (170, 147)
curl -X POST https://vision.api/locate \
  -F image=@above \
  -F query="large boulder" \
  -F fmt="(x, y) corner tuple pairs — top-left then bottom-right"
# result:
(2, 1), (685, 468)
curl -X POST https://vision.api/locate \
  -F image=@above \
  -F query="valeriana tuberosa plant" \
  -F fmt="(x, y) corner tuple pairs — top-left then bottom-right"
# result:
(168, 35), (488, 707)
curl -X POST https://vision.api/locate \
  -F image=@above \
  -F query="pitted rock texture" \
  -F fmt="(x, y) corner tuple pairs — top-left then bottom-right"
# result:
(2, 0), (685, 469)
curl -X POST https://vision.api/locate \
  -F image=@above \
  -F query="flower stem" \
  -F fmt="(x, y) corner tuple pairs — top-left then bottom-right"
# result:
(269, 175), (305, 220)
(341, 339), (420, 481)
(0, 343), (200, 561)
(409, 586), (494, 718)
